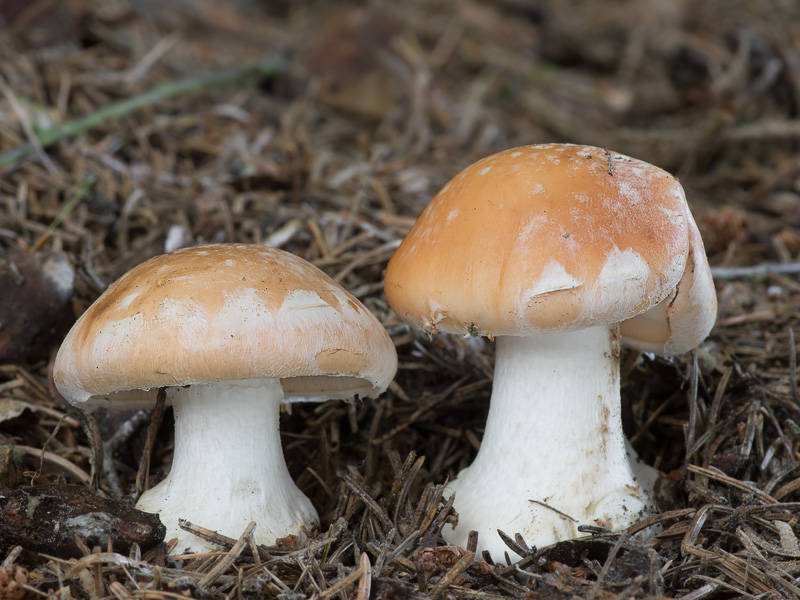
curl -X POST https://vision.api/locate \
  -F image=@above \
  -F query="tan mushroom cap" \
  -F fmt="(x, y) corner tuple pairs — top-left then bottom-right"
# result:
(54, 244), (397, 409)
(619, 209), (717, 355)
(384, 144), (716, 352)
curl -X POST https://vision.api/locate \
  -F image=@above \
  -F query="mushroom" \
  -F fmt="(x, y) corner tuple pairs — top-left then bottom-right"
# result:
(383, 144), (716, 561)
(54, 243), (397, 553)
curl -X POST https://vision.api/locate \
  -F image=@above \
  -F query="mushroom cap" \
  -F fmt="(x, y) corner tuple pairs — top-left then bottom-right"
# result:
(619, 208), (717, 355)
(384, 143), (716, 352)
(54, 244), (397, 409)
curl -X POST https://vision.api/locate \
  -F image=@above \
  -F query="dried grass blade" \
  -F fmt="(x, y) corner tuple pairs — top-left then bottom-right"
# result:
(428, 550), (474, 599)
(108, 580), (134, 600)
(791, 328), (798, 405)
(196, 521), (256, 589)
(318, 560), (366, 599)
(63, 553), (142, 579)
(135, 388), (166, 498)
(0, 59), (285, 169)
(629, 507), (697, 536)
(29, 174), (95, 252)
(588, 532), (629, 600)
(174, 520), (238, 554)
(340, 470), (394, 531)
(385, 529), (420, 565)
(687, 465), (778, 503)
(356, 552), (372, 600)
(681, 505), (712, 557)
(15, 444), (92, 484)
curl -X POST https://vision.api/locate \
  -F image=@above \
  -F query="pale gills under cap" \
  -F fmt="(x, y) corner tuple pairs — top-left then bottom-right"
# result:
(384, 143), (716, 354)
(54, 244), (397, 408)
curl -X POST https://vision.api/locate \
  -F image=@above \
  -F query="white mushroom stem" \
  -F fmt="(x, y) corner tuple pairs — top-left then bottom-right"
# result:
(443, 324), (656, 561)
(135, 378), (318, 553)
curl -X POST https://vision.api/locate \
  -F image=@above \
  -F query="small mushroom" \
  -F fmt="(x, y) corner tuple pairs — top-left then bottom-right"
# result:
(384, 144), (716, 561)
(54, 243), (397, 553)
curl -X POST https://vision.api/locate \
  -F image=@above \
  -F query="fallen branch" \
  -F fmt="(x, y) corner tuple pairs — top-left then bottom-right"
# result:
(710, 262), (800, 280)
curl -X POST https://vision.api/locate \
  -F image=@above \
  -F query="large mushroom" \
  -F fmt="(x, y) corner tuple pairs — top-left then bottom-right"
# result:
(384, 143), (716, 561)
(54, 243), (397, 553)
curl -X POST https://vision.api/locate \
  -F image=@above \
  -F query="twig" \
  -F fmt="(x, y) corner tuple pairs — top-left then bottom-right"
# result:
(428, 550), (475, 598)
(722, 119), (800, 141)
(319, 560), (366, 599)
(124, 33), (180, 84)
(197, 522), (257, 588)
(102, 452), (125, 500)
(710, 262), (800, 280)
(529, 499), (578, 523)
(28, 413), (70, 484)
(497, 530), (531, 558)
(1, 545), (23, 568)
(684, 353), (700, 468)
(15, 445), (92, 484)
(355, 552), (372, 600)
(0, 58), (285, 170)
(135, 388), (167, 499)
(678, 581), (722, 600)
(0, 75), (59, 174)
(81, 411), (104, 492)
(105, 411), (152, 452)
(681, 504), (713, 557)
(687, 465), (778, 503)
(103, 410), (153, 499)
(385, 529), (420, 565)
(627, 508), (697, 536)
(372, 375), (469, 445)
(176, 520), (237, 552)
(790, 329), (798, 406)
(339, 470), (395, 532)
(587, 532), (630, 600)
(338, 154), (380, 246)
(108, 580), (134, 600)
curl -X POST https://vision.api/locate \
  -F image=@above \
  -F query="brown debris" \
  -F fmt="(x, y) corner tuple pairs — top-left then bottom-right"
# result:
(299, 7), (403, 119)
(0, 564), (27, 600)
(695, 207), (749, 257)
(0, 0), (800, 598)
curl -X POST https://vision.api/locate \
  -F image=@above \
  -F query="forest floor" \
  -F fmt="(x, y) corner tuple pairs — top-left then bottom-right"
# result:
(2, 0), (800, 598)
